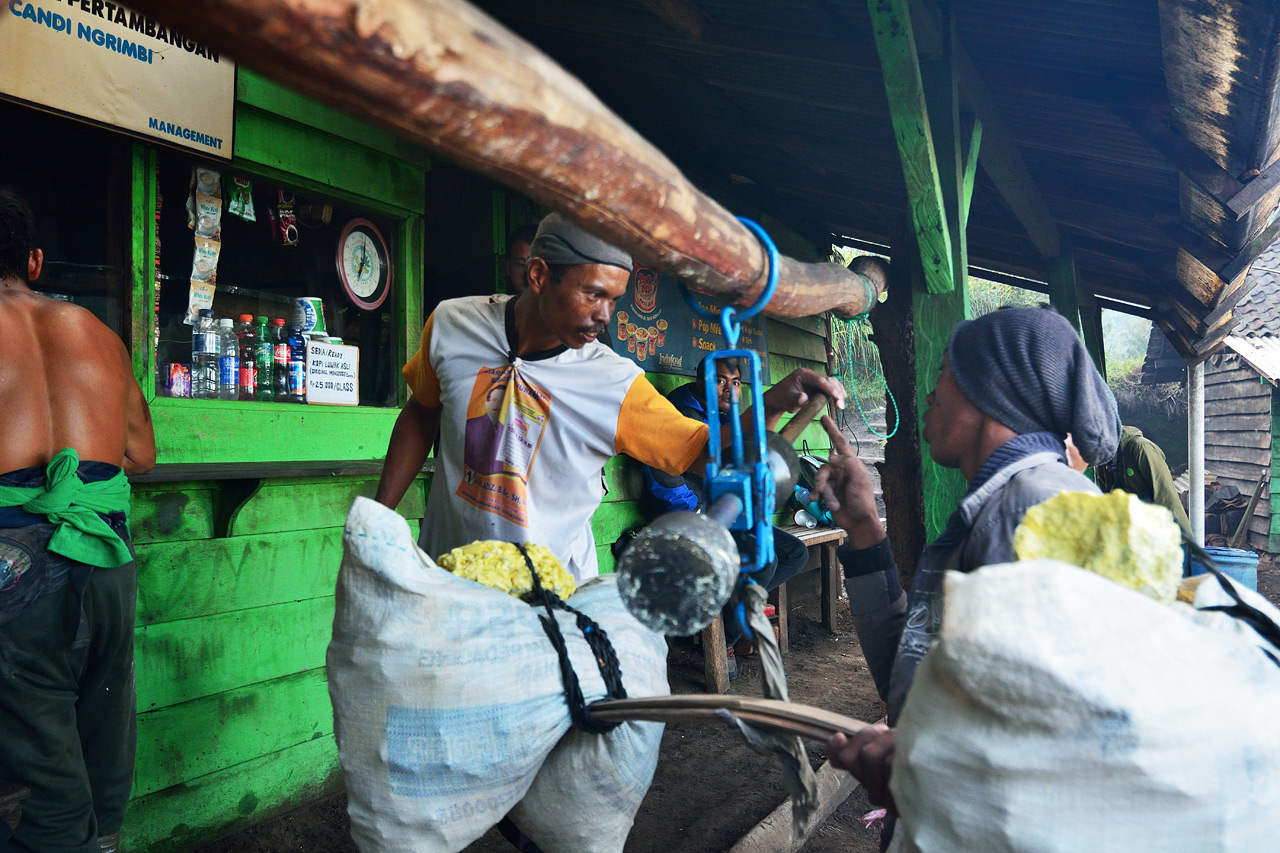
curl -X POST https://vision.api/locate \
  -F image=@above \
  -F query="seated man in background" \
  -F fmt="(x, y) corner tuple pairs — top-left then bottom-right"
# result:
(0, 190), (156, 853)
(641, 355), (809, 679)
(814, 307), (1119, 836)
(503, 223), (538, 295)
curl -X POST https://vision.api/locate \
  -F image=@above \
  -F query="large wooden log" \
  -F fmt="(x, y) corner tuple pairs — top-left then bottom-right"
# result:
(126, 0), (885, 318)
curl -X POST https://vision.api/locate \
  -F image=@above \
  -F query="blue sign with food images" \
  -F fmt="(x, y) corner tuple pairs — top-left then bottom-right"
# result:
(612, 267), (768, 377)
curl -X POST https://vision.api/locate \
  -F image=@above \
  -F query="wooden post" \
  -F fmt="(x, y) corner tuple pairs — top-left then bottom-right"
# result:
(125, 0), (885, 320)
(914, 6), (971, 540)
(867, 0), (954, 295)
(874, 217), (927, 587)
(1048, 241), (1083, 333)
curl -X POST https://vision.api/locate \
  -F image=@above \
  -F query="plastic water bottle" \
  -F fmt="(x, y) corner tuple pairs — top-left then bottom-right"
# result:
(191, 309), (219, 400)
(288, 326), (307, 403)
(217, 318), (239, 400)
(271, 319), (290, 400)
(254, 316), (274, 402)
(236, 314), (256, 400)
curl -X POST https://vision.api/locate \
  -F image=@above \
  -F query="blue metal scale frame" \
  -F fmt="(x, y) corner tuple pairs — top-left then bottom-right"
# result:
(681, 218), (780, 637)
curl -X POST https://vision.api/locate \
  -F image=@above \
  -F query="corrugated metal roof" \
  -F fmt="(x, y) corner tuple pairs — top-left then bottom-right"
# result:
(1222, 335), (1280, 384)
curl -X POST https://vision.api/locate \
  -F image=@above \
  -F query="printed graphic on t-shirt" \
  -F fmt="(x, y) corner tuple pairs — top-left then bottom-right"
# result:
(457, 365), (551, 525)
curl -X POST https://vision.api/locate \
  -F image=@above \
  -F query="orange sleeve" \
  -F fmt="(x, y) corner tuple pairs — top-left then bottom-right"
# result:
(616, 376), (709, 475)
(401, 312), (441, 406)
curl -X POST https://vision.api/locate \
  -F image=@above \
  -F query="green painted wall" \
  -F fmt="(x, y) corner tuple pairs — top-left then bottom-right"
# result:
(120, 68), (431, 851)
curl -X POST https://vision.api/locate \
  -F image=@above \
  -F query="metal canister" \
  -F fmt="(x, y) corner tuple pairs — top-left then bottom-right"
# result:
(293, 297), (327, 336)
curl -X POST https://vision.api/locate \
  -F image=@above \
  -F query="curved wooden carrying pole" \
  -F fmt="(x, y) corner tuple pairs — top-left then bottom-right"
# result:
(126, 0), (885, 318)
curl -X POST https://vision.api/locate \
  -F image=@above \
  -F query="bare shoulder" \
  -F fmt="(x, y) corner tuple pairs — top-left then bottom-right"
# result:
(33, 295), (126, 347)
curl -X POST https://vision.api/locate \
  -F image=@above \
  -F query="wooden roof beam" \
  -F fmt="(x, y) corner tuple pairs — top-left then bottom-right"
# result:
(635, 0), (708, 41)
(1113, 104), (1245, 208)
(866, 0), (954, 293)
(909, 0), (1061, 261)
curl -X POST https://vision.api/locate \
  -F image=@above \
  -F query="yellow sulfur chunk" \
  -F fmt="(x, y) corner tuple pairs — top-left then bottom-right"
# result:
(1013, 490), (1183, 602)
(437, 540), (576, 600)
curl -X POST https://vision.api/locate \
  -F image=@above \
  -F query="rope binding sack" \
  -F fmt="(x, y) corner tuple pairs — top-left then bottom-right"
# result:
(518, 543), (627, 734)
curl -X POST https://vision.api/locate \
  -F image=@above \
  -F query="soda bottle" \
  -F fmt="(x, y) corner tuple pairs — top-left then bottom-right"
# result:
(236, 314), (256, 400)
(271, 319), (290, 400)
(254, 316), (274, 402)
(288, 326), (307, 403)
(217, 318), (239, 401)
(191, 308), (219, 400)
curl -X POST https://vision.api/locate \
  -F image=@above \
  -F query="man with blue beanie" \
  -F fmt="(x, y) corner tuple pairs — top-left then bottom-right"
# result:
(813, 306), (1120, 840)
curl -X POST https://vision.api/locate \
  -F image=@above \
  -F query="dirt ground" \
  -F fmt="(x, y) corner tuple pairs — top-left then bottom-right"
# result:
(194, 583), (886, 853)
(196, 553), (1280, 853)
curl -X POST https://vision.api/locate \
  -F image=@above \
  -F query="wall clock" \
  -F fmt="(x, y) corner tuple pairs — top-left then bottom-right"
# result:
(336, 218), (392, 310)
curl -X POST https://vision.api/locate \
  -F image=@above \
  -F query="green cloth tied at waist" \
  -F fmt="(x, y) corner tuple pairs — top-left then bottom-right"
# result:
(0, 448), (132, 568)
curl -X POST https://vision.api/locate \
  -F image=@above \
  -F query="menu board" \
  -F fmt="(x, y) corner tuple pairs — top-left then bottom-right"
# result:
(612, 266), (768, 377)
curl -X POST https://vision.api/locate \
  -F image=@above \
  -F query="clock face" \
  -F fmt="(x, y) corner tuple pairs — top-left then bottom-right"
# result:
(336, 218), (392, 310)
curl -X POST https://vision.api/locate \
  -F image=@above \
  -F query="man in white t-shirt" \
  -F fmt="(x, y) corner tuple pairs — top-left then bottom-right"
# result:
(375, 213), (846, 581)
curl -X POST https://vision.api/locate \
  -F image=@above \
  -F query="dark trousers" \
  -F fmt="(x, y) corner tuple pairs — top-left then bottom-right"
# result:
(723, 526), (809, 647)
(0, 545), (136, 853)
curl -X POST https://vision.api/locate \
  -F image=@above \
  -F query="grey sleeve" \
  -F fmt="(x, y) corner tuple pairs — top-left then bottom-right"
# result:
(840, 540), (906, 704)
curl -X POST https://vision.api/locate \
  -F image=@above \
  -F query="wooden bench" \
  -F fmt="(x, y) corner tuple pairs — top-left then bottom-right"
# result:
(699, 523), (847, 693)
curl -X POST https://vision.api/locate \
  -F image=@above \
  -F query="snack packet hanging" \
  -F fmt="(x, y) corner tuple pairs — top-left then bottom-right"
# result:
(227, 176), (256, 222)
(192, 193), (222, 239)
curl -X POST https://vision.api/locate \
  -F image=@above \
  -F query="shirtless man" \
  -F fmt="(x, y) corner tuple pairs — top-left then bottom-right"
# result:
(0, 190), (155, 853)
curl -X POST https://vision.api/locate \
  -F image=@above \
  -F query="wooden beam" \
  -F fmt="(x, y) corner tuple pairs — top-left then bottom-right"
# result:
(123, 0), (885, 319)
(867, 0), (954, 294)
(920, 8), (970, 295)
(1225, 160), (1280, 220)
(635, 0), (708, 41)
(1080, 302), (1107, 380)
(1113, 104), (1244, 208)
(961, 113), (983, 229)
(1047, 241), (1082, 333)
(1218, 216), (1280, 283)
(909, 0), (1061, 260)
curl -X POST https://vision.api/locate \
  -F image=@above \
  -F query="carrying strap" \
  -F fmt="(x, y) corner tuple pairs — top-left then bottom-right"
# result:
(1185, 539), (1280, 668)
(517, 544), (626, 734)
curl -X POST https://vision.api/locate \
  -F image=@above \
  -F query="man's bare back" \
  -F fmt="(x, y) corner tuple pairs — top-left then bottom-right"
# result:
(0, 281), (154, 475)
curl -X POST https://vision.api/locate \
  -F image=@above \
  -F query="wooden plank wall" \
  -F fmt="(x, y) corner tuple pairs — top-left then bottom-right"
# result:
(122, 476), (426, 851)
(1204, 352), (1272, 550)
(592, 314), (833, 572)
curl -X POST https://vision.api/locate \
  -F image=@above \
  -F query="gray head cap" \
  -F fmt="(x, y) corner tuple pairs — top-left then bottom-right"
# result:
(946, 307), (1120, 465)
(528, 213), (633, 272)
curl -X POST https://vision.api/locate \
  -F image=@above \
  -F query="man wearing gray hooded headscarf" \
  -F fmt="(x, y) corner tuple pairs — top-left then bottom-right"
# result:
(812, 306), (1120, 832)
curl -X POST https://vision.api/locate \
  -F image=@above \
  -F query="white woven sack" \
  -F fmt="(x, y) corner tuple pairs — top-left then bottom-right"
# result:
(328, 497), (668, 853)
(891, 560), (1280, 853)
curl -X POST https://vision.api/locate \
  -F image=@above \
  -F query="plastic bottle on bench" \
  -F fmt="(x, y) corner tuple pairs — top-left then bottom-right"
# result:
(271, 318), (290, 401)
(191, 309), (219, 400)
(288, 326), (307, 403)
(254, 316), (274, 402)
(216, 318), (239, 400)
(235, 314), (256, 401)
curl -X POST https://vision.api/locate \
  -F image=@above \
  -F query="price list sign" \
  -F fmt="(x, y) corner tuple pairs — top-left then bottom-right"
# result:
(306, 341), (359, 406)
(613, 267), (768, 377)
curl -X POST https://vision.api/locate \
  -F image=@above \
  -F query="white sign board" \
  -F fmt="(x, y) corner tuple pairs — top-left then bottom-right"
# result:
(0, 1), (235, 159)
(306, 341), (359, 407)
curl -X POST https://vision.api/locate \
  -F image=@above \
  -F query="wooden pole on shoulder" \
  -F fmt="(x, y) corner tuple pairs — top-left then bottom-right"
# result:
(128, 0), (886, 318)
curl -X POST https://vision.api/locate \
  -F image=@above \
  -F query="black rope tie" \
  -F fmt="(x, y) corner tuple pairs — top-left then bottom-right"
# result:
(517, 543), (626, 734)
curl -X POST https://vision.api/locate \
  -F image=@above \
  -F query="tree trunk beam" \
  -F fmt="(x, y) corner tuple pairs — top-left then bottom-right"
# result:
(127, 0), (886, 318)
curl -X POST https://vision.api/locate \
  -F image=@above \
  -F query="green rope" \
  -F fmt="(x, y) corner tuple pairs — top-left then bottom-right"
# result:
(829, 309), (899, 441)
(843, 362), (899, 440)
